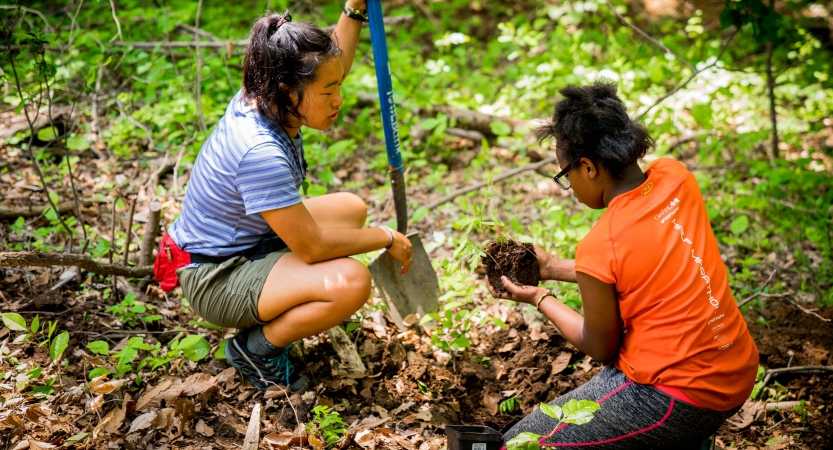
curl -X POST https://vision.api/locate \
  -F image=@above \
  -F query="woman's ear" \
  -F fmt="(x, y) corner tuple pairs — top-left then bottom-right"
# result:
(580, 157), (600, 180)
(281, 83), (299, 106)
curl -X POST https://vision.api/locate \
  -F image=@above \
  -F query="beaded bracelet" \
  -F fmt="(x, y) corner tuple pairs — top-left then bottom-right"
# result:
(536, 290), (557, 311)
(343, 3), (369, 22)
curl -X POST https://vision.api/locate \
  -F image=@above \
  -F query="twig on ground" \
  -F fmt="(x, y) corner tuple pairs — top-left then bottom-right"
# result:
(0, 252), (153, 277)
(123, 197), (137, 266)
(636, 28), (739, 120)
(736, 269), (779, 308)
(108, 197), (117, 264)
(737, 292), (791, 309)
(107, 0), (123, 43)
(604, 0), (694, 72)
(759, 365), (833, 395)
(0, 200), (99, 219)
(787, 299), (830, 323)
(418, 156), (557, 213)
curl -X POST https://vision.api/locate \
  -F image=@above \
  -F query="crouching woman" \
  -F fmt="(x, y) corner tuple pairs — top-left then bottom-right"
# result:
(166, 3), (413, 393)
(493, 81), (758, 449)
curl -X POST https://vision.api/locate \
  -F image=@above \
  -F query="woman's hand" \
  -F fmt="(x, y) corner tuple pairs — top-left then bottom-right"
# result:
(386, 229), (413, 275)
(487, 276), (546, 306)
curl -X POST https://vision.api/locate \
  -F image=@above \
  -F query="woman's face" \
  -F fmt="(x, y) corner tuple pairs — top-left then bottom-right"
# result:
(556, 146), (606, 209)
(294, 57), (345, 131)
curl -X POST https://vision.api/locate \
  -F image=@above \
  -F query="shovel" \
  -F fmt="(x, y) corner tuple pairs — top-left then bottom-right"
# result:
(366, 0), (440, 330)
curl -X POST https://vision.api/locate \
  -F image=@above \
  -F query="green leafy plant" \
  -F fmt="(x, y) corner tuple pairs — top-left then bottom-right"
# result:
(105, 292), (163, 327)
(86, 333), (210, 378)
(506, 399), (601, 450)
(305, 405), (348, 448)
(500, 396), (522, 414)
(1, 313), (67, 362)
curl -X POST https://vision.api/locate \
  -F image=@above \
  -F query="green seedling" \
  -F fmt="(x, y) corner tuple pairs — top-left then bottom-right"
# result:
(506, 399), (601, 450)
(86, 333), (211, 378)
(106, 292), (163, 327)
(500, 396), (522, 414)
(305, 405), (348, 448)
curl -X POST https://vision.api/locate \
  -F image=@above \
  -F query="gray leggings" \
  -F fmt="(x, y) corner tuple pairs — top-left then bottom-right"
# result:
(503, 366), (742, 449)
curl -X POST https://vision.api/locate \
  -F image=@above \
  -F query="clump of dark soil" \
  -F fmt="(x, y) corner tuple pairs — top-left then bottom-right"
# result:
(482, 239), (540, 297)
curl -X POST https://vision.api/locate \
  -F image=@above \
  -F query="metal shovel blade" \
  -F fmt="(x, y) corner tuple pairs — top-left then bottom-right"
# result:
(369, 232), (439, 331)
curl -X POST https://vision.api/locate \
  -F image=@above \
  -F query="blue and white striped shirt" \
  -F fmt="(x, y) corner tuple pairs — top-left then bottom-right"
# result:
(169, 91), (306, 257)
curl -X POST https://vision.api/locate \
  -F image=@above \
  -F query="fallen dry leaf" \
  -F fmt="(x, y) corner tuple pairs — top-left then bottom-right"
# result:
(577, 355), (593, 373)
(151, 407), (176, 430)
(90, 379), (127, 394)
(87, 394), (104, 413)
(136, 378), (176, 411)
(180, 373), (215, 396)
(27, 441), (56, 450)
(484, 392), (502, 416)
(102, 405), (126, 434)
(196, 419), (214, 437)
(550, 351), (572, 376)
(127, 411), (157, 434)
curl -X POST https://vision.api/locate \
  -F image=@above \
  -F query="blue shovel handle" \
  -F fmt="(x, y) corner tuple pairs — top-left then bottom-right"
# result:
(368, 0), (408, 234)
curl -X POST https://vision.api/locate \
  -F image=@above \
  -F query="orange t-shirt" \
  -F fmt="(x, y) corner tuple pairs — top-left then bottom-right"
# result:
(574, 158), (759, 411)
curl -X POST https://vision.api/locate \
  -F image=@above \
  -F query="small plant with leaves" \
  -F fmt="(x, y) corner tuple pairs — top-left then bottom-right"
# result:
(500, 396), (522, 414)
(85, 333), (211, 379)
(506, 399), (601, 450)
(442, 179), (508, 274)
(305, 405), (348, 448)
(105, 292), (163, 327)
(419, 278), (506, 367)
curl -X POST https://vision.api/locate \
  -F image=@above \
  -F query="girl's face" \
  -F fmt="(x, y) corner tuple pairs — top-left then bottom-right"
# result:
(557, 146), (607, 209)
(291, 57), (345, 132)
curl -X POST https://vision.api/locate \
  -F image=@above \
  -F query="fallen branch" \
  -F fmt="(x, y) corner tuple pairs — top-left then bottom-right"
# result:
(758, 366), (833, 398)
(418, 155), (557, 213)
(326, 326), (367, 374)
(787, 298), (831, 323)
(736, 269), (779, 308)
(138, 201), (162, 267)
(0, 252), (153, 278)
(0, 200), (99, 219)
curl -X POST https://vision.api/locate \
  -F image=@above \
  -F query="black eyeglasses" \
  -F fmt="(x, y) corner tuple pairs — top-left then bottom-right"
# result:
(552, 159), (579, 190)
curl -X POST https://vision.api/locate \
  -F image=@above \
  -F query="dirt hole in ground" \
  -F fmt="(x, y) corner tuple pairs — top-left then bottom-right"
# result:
(482, 239), (540, 297)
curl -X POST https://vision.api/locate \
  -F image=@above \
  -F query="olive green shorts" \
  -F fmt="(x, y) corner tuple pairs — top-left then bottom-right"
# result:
(176, 251), (288, 329)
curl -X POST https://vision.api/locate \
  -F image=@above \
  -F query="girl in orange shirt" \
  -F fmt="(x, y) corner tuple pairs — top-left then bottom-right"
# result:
(495, 81), (758, 449)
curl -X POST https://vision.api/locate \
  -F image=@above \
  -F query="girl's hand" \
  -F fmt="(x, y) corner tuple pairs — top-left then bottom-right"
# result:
(386, 229), (413, 275)
(533, 244), (554, 279)
(488, 276), (545, 306)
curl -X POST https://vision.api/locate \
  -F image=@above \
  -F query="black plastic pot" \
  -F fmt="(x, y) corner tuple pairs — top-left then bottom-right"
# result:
(446, 425), (503, 450)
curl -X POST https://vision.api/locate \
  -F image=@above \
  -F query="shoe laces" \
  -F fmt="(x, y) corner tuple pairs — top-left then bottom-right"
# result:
(265, 343), (294, 386)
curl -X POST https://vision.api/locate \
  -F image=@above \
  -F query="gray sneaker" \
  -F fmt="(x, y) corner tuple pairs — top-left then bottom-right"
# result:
(225, 327), (309, 393)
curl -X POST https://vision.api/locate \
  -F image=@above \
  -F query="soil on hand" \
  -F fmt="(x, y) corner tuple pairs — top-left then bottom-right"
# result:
(482, 239), (540, 297)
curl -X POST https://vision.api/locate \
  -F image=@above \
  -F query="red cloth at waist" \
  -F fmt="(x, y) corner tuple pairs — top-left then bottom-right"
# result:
(654, 384), (705, 408)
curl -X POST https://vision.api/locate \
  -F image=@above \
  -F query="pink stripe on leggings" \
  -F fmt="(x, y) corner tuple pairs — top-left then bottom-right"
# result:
(538, 381), (633, 445)
(541, 398), (676, 447)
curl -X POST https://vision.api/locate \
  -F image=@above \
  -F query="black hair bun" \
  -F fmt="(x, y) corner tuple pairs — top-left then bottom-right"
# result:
(537, 79), (654, 179)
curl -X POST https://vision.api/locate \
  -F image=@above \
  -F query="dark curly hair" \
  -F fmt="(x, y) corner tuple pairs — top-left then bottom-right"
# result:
(242, 12), (342, 125)
(537, 80), (654, 179)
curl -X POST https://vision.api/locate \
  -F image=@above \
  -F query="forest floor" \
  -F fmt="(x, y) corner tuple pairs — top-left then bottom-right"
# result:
(0, 274), (831, 450)
(1, 144), (832, 450)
